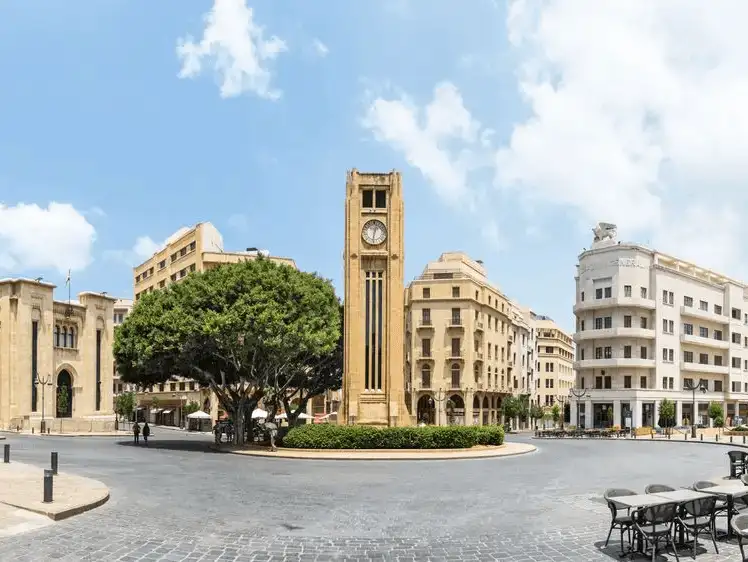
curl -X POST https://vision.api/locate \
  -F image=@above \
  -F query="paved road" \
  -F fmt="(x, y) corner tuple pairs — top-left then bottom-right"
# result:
(0, 432), (741, 561)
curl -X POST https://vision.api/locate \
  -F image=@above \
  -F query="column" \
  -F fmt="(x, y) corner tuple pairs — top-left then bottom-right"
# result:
(570, 400), (578, 429)
(653, 400), (661, 428)
(465, 391), (474, 427)
(584, 399), (593, 429)
(613, 400), (621, 428)
(632, 400), (643, 428)
(676, 401), (683, 427)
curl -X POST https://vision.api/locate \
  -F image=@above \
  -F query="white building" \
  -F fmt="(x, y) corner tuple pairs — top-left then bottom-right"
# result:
(571, 222), (748, 430)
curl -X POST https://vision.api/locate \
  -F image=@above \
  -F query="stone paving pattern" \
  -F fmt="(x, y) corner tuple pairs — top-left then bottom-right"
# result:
(0, 433), (743, 560)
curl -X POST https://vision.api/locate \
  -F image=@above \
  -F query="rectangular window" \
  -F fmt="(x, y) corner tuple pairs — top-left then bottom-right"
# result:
(624, 315), (632, 328)
(699, 300), (708, 311)
(31, 321), (38, 412)
(362, 189), (373, 208)
(452, 287), (460, 298)
(624, 375), (632, 389)
(733, 308), (742, 320)
(733, 356), (741, 368)
(604, 346), (612, 359)
(595, 317), (603, 330)
(640, 376), (647, 389)
(624, 345), (632, 358)
(641, 317), (648, 329)
(699, 326), (708, 338)
(595, 347), (603, 359)
(684, 296), (693, 307)
(604, 287), (612, 298)
(451, 338), (460, 356)
(668, 349), (674, 362)
(364, 270), (384, 390)
(421, 309), (431, 325)
(699, 353), (709, 365)
(451, 308), (461, 325)
(715, 355), (723, 366)
(640, 346), (647, 359)
(596, 288), (603, 299)
(641, 287), (647, 298)
(375, 190), (387, 208)
(715, 304), (723, 315)
(662, 289), (668, 304)
(714, 380), (723, 392)
(684, 351), (694, 363)
(662, 319), (668, 333)
(422, 287), (430, 299)
(581, 291), (585, 302)
(684, 323), (693, 335)
(662, 348), (667, 361)
(603, 316), (612, 329)
(95, 329), (102, 411)
(604, 376), (611, 389)
(595, 376), (602, 389)
(624, 285), (632, 297)
(732, 332), (740, 344)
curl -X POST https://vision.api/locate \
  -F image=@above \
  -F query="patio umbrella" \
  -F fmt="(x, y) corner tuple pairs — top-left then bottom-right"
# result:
(186, 410), (211, 420)
(274, 412), (287, 419)
(251, 408), (269, 419)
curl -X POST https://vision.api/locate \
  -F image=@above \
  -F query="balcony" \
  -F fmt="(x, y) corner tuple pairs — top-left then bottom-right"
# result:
(573, 357), (656, 370)
(573, 327), (656, 342)
(680, 306), (729, 325)
(507, 360), (514, 367)
(417, 319), (434, 330)
(447, 318), (464, 330)
(573, 296), (656, 314)
(508, 335), (514, 343)
(475, 321), (484, 332)
(447, 349), (464, 360)
(475, 351), (484, 361)
(680, 333), (730, 350)
(681, 362), (729, 375)
(416, 350), (433, 361)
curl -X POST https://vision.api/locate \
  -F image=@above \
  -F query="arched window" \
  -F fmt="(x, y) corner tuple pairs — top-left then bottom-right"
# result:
(450, 363), (461, 388)
(69, 326), (76, 348)
(473, 363), (480, 383)
(62, 327), (68, 348)
(54, 325), (60, 347)
(421, 365), (431, 388)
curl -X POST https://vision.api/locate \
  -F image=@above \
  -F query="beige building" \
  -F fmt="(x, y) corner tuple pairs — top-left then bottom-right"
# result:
(406, 252), (516, 426)
(532, 314), (575, 410)
(341, 169), (410, 426)
(0, 278), (117, 432)
(133, 221), (296, 301)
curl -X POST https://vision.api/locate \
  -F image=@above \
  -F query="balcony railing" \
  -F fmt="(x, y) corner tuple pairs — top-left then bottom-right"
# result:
(448, 348), (463, 359)
(417, 350), (433, 360)
(475, 322), (484, 331)
(448, 318), (463, 328)
(475, 351), (484, 360)
(417, 318), (433, 329)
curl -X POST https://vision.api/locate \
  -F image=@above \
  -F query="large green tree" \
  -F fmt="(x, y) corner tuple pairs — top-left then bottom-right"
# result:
(113, 258), (341, 445)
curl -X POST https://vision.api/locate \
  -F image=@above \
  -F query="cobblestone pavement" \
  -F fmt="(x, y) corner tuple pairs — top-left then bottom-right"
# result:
(0, 433), (742, 560)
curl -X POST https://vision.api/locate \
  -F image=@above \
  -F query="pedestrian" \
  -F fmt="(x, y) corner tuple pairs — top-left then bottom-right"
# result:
(133, 422), (140, 445)
(142, 422), (150, 446)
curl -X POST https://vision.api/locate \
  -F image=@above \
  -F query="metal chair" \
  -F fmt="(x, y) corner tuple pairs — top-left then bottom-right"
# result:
(729, 450), (747, 478)
(632, 502), (680, 562)
(645, 484), (676, 494)
(733, 513), (748, 561)
(742, 473), (748, 487)
(603, 488), (636, 554)
(694, 480), (735, 533)
(677, 496), (718, 558)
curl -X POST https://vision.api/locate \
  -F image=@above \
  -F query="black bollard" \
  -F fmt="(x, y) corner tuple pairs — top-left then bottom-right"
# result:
(3, 444), (9, 463)
(700, 434), (703, 441)
(731, 436), (734, 443)
(43, 469), (53, 503)
(51, 452), (58, 475)
(31, 427), (34, 434)
(716, 434), (719, 442)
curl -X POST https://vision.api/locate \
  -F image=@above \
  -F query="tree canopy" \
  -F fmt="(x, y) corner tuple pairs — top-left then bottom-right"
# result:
(113, 258), (342, 444)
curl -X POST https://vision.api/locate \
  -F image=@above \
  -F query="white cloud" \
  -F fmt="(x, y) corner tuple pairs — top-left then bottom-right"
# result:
(362, 83), (489, 207)
(104, 231), (182, 267)
(312, 38), (329, 57)
(0, 203), (96, 274)
(176, 0), (287, 100)
(364, 1), (748, 278)
(497, 0), (748, 276)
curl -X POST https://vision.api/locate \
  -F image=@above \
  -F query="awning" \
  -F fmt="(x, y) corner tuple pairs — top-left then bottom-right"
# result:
(251, 408), (268, 419)
(162, 409), (173, 414)
(152, 408), (163, 414)
(187, 410), (211, 420)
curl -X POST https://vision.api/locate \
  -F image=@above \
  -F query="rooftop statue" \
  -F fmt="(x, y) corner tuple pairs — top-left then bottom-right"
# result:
(592, 222), (617, 243)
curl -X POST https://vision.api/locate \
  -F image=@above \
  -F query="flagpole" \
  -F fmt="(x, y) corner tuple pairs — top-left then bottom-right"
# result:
(65, 269), (72, 318)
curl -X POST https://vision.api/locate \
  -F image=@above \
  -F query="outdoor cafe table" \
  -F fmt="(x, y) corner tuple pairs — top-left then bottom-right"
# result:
(699, 484), (748, 539)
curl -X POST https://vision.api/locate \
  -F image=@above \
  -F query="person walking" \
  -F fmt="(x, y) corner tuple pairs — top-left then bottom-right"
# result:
(142, 422), (150, 446)
(133, 422), (140, 445)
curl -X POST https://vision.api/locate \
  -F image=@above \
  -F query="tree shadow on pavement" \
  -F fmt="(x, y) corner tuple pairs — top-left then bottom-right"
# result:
(114, 439), (221, 453)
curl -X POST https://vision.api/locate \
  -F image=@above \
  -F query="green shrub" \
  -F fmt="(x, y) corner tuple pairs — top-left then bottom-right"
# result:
(282, 423), (505, 449)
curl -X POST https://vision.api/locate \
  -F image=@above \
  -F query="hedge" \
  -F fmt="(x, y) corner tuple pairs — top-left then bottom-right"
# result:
(282, 424), (505, 449)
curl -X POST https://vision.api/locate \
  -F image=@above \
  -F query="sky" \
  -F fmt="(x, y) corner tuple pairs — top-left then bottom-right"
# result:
(2, 0), (748, 334)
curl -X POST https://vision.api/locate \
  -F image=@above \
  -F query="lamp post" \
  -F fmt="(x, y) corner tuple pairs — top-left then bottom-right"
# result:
(34, 373), (53, 434)
(569, 387), (589, 429)
(683, 378), (707, 438)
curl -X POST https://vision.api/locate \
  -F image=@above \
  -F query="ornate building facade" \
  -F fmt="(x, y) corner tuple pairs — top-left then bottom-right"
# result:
(0, 278), (116, 431)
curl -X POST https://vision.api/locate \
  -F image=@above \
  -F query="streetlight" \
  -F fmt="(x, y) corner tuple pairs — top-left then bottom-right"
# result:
(34, 373), (53, 434)
(181, 394), (188, 428)
(569, 387), (589, 429)
(683, 378), (707, 438)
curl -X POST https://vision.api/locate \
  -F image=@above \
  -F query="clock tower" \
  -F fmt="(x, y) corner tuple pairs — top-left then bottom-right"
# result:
(341, 169), (411, 426)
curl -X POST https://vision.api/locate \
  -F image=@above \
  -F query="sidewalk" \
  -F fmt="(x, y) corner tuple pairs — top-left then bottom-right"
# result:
(0, 461), (109, 520)
(0, 430), (129, 437)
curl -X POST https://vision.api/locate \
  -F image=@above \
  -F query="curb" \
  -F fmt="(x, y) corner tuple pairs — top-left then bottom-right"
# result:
(0, 431), (129, 438)
(533, 436), (748, 450)
(0, 488), (110, 521)
(217, 442), (537, 461)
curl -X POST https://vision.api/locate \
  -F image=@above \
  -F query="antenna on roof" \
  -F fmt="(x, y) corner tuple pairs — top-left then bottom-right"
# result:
(34, 276), (43, 283)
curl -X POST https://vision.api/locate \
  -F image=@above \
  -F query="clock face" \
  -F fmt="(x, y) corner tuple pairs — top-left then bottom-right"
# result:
(362, 219), (387, 245)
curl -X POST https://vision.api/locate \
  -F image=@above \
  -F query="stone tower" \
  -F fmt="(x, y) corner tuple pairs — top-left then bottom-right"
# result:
(341, 169), (411, 426)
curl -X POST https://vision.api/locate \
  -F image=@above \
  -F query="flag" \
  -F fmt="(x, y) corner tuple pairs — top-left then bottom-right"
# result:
(65, 270), (71, 286)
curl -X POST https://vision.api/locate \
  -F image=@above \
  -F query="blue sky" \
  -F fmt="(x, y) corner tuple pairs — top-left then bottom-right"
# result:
(2, 1), (746, 334)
